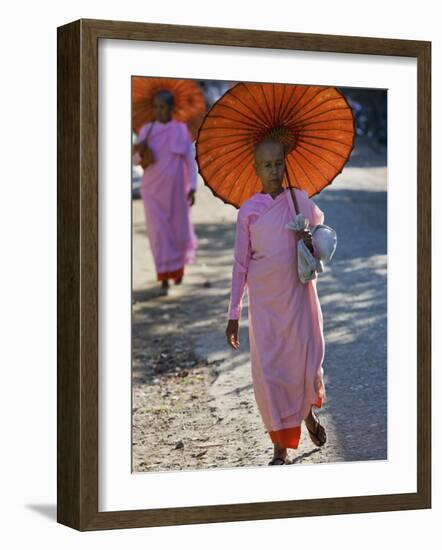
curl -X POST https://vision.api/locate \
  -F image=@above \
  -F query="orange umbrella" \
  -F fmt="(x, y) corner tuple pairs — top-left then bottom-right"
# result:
(195, 82), (356, 208)
(132, 77), (207, 140)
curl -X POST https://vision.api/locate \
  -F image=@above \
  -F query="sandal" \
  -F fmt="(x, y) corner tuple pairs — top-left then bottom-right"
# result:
(268, 457), (287, 466)
(159, 281), (169, 296)
(306, 411), (327, 447)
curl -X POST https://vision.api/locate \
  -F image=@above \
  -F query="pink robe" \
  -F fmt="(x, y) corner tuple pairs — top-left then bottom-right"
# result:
(228, 188), (326, 435)
(135, 119), (197, 277)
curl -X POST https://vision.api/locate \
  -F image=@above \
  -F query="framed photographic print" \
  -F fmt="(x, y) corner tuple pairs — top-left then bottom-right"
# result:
(57, 18), (431, 531)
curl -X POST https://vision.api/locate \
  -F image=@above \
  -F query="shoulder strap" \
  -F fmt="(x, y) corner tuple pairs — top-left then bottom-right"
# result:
(144, 121), (155, 144)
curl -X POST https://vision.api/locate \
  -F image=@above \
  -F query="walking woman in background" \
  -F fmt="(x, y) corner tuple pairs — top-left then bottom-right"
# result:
(133, 90), (198, 295)
(226, 138), (327, 466)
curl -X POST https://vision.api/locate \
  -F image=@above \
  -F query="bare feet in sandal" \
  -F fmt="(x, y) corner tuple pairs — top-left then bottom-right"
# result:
(159, 280), (169, 296)
(268, 443), (288, 465)
(305, 407), (327, 447)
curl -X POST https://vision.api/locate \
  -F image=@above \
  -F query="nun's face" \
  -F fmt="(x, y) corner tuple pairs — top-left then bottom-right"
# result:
(152, 96), (173, 123)
(254, 142), (285, 194)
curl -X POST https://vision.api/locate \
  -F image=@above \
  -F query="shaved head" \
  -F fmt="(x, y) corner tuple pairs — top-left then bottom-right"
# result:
(253, 138), (285, 162)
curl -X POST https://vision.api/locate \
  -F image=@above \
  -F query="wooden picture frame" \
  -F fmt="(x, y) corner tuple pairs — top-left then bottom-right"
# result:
(57, 18), (431, 531)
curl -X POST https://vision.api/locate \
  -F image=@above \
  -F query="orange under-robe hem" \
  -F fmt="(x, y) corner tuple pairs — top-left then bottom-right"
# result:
(157, 267), (184, 282)
(268, 395), (323, 449)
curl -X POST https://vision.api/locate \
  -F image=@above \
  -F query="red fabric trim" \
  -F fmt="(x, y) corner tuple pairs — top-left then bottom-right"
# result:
(268, 395), (323, 449)
(157, 267), (184, 282)
(269, 426), (301, 449)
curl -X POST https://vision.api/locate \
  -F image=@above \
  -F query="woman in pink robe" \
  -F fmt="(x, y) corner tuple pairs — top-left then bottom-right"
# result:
(226, 139), (327, 465)
(134, 91), (198, 294)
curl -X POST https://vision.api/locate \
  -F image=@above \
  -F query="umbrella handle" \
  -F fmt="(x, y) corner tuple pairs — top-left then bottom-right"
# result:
(284, 165), (299, 215)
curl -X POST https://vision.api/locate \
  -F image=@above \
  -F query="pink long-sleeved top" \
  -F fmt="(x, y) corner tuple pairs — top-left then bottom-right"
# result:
(134, 119), (198, 192)
(227, 192), (269, 320)
(227, 190), (324, 320)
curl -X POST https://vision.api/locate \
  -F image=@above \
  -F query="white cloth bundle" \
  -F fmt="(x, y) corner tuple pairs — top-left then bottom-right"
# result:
(286, 213), (337, 284)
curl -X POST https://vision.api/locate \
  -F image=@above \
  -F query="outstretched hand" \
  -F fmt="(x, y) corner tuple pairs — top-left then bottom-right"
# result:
(225, 319), (240, 349)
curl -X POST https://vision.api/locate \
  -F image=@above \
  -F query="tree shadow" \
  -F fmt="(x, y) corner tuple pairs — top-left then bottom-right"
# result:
(312, 187), (387, 461)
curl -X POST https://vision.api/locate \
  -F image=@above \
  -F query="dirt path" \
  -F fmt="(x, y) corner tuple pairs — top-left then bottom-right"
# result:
(132, 166), (387, 471)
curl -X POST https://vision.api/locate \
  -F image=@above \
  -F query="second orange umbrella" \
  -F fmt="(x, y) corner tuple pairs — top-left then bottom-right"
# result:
(132, 77), (207, 141)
